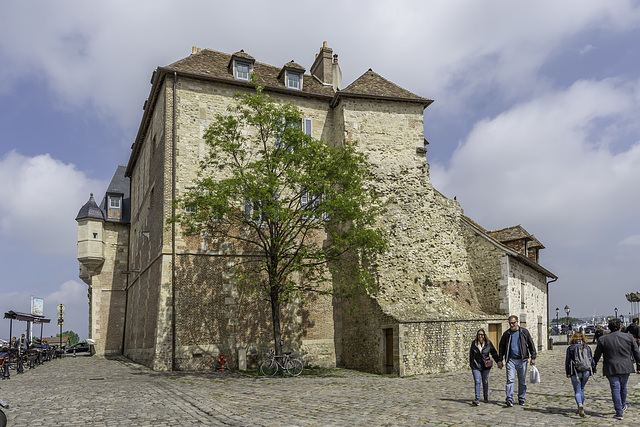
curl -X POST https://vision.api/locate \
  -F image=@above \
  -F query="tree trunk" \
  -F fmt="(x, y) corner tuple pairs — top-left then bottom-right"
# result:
(270, 288), (283, 355)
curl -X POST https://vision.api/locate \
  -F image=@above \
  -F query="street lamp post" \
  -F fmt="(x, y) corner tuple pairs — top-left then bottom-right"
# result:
(615, 307), (618, 321)
(555, 307), (559, 331)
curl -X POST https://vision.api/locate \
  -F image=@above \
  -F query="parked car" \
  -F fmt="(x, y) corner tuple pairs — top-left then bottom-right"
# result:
(65, 341), (90, 354)
(584, 324), (596, 333)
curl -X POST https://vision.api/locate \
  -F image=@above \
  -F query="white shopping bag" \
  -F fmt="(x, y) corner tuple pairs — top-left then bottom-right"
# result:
(529, 365), (541, 384)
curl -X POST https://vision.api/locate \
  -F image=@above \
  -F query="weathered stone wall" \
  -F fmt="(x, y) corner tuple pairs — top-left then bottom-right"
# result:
(116, 67), (552, 374)
(505, 257), (549, 352)
(463, 225), (505, 315)
(84, 221), (128, 356)
(123, 79), (171, 369)
(399, 319), (486, 376)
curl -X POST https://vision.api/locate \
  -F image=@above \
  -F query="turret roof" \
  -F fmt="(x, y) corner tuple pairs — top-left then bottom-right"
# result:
(75, 193), (104, 221)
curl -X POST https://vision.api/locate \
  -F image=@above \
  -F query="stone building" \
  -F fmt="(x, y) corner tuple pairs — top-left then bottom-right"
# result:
(76, 42), (557, 375)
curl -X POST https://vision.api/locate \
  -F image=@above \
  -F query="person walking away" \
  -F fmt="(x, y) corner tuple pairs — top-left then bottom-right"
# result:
(565, 332), (595, 417)
(626, 317), (640, 348)
(593, 325), (604, 343)
(469, 328), (499, 406)
(593, 318), (640, 420)
(497, 315), (537, 407)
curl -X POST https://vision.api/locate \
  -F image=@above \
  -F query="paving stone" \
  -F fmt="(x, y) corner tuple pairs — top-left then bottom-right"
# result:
(1, 347), (639, 425)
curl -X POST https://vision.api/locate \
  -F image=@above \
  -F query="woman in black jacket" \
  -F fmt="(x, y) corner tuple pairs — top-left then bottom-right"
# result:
(565, 331), (595, 417)
(469, 328), (499, 406)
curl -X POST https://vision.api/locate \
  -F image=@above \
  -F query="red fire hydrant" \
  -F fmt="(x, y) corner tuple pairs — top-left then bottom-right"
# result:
(217, 354), (228, 371)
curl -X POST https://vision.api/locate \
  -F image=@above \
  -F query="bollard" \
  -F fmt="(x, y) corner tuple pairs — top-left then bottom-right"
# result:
(29, 353), (35, 369)
(1, 358), (9, 380)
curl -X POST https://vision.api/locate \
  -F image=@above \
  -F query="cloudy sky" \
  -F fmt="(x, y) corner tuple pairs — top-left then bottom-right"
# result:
(1, 0), (639, 339)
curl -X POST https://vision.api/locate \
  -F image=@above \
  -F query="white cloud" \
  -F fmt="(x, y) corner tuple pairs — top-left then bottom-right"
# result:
(1, 1), (640, 132)
(0, 151), (105, 256)
(431, 78), (640, 246)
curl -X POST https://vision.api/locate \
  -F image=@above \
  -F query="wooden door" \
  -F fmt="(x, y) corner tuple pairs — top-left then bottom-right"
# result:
(488, 324), (500, 347)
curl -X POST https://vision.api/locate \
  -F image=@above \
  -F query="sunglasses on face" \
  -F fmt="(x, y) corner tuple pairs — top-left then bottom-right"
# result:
(509, 322), (517, 325)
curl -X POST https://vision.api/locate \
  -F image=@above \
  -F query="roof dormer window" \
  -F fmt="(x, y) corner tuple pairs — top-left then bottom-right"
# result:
(286, 71), (302, 90)
(107, 194), (122, 220)
(235, 60), (252, 81)
(228, 50), (256, 82)
(279, 61), (305, 91)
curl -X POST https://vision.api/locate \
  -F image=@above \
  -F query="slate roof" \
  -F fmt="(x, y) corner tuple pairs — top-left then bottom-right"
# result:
(337, 69), (433, 107)
(99, 165), (130, 224)
(76, 193), (104, 221)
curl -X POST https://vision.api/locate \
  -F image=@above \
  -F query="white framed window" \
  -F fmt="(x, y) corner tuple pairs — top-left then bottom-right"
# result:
(107, 195), (122, 220)
(108, 195), (121, 209)
(303, 118), (312, 136)
(235, 60), (251, 81)
(286, 71), (302, 90)
(185, 203), (197, 214)
(301, 191), (327, 220)
(243, 198), (264, 223)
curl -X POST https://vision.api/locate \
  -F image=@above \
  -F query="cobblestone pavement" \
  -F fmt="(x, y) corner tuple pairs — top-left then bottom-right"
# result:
(1, 346), (640, 426)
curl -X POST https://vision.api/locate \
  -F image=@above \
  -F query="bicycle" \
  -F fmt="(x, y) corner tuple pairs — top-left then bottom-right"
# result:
(259, 349), (303, 376)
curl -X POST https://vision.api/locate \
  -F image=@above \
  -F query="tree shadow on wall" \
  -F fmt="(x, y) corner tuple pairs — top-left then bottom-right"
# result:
(174, 253), (314, 371)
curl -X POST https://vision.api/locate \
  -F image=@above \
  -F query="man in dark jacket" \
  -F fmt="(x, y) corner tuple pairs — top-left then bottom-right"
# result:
(497, 315), (537, 407)
(593, 318), (640, 420)
(626, 317), (640, 347)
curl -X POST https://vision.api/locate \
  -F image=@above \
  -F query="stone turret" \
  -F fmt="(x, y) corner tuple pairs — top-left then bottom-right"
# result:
(76, 193), (105, 281)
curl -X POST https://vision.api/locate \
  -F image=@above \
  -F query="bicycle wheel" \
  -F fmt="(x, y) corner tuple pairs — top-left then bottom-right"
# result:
(260, 359), (278, 376)
(285, 358), (303, 376)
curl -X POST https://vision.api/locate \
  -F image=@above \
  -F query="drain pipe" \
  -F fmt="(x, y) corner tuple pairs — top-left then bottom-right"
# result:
(171, 71), (177, 371)
(546, 277), (558, 348)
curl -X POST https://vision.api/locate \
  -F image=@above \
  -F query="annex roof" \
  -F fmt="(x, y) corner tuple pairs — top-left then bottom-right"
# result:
(486, 225), (544, 249)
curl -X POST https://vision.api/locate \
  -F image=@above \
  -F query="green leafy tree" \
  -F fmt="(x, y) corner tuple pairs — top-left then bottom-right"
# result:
(171, 84), (387, 355)
(57, 330), (79, 345)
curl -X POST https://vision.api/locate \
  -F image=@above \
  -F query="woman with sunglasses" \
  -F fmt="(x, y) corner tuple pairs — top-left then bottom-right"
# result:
(469, 328), (499, 405)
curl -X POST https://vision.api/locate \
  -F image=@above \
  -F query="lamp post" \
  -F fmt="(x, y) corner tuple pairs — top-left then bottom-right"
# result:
(555, 307), (559, 332)
(564, 305), (570, 331)
(615, 307), (618, 321)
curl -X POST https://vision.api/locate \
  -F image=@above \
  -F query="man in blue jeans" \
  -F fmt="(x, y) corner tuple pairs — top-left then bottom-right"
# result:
(497, 315), (537, 407)
(593, 317), (640, 420)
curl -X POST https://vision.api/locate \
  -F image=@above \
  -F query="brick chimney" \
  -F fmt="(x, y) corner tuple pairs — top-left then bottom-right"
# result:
(311, 41), (341, 91)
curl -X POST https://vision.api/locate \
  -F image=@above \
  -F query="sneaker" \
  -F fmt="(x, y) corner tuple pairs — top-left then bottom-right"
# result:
(623, 404), (627, 412)
(518, 400), (525, 406)
(506, 400), (513, 407)
(578, 405), (585, 418)
(473, 400), (479, 406)
(483, 396), (489, 403)
(613, 414), (623, 420)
